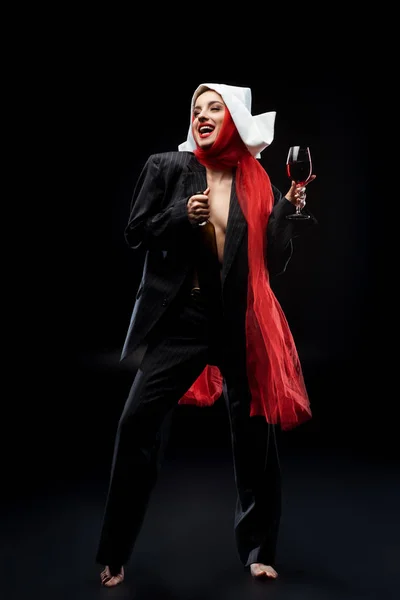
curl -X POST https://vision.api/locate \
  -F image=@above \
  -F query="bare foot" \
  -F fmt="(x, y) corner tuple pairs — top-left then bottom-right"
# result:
(100, 566), (125, 587)
(250, 563), (278, 579)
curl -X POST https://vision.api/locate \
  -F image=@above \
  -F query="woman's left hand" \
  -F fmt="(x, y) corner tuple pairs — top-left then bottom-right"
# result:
(285, 174), (316, 209)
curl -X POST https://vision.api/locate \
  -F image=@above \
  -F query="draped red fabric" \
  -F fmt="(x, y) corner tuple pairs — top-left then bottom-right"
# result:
(178, 108), (312, 430)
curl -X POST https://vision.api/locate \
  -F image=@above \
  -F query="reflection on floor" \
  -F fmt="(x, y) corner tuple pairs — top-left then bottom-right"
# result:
(3, 443), (399, 600)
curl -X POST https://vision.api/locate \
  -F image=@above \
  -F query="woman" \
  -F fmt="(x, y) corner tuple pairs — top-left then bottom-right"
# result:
(96, 83), (317, 587)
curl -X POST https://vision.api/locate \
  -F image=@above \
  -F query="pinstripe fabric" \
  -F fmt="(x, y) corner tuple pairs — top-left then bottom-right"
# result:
(96, 292), (214, 566)
(120, 150), (300, 364)
(97, 150), (316, 571)
(121, 151), (249, 361)
(221, 179), (246, 287)
(97, 286), (281, 568)
(121, 152), (201, 360)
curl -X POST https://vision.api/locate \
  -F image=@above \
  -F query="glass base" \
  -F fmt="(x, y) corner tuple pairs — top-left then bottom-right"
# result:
(286, 212), (311, 220)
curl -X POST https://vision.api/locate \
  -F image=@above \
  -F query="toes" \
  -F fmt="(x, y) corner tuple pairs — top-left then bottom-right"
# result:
(103, 574), (124, 587)
(100, 568), (110, 584)
(250, 564), (278, 579)
(100, 566), (124, 587)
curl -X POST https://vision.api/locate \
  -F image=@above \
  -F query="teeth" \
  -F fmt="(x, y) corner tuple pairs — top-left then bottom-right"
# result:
(200, 127), (213, 133)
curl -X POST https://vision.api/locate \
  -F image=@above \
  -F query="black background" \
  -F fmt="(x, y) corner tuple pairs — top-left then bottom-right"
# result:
(16, 64), (386, 498)
(4, 18), (397, 595)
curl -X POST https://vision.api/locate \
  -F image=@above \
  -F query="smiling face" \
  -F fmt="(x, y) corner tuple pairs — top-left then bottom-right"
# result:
(191, 89), (226, 150)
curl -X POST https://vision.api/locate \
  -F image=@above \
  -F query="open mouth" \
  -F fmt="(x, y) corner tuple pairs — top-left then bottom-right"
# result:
(199, 125), (215, 139)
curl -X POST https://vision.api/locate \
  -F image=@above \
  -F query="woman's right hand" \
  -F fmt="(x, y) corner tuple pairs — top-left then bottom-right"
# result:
(187, 187), (210, 225)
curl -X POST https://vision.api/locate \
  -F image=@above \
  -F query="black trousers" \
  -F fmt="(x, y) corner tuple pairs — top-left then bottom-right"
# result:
(95, 288), (281, 568)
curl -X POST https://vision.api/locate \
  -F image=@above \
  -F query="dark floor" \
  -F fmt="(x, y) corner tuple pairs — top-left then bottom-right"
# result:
(3, 441), (399, 600)
(4, 350), (397, 599)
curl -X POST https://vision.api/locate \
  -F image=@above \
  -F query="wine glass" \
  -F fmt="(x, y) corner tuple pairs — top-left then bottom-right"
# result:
(286, 146), (312, 220)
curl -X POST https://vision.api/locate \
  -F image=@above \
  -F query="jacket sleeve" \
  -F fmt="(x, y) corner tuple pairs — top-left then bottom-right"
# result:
(266, 184), (317, 277)
(124, 154), (192, 251)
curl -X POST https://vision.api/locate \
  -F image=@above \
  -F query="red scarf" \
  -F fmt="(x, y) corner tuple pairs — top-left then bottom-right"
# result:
(178, 109), (312, 430)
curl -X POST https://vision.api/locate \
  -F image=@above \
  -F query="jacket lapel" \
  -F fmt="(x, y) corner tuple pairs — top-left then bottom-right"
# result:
(182, 156), (208, 199)
(182, 156), (247, 288)
(221, 179), (246, 287)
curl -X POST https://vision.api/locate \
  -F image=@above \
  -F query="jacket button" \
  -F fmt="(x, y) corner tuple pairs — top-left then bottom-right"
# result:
(162, 298), (168, 307)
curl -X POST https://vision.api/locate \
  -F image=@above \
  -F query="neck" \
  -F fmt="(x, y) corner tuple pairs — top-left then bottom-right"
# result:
(205, 166), (233, 185)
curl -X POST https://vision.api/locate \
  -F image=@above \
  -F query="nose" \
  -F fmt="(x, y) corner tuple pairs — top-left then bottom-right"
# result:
(197, 107), (209, 121)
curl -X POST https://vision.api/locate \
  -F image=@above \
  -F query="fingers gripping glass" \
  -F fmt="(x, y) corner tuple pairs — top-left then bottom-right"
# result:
(286, 146), (312, 220)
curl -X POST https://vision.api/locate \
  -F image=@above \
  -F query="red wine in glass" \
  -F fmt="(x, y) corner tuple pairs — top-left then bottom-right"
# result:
(286, 146), (312, 220)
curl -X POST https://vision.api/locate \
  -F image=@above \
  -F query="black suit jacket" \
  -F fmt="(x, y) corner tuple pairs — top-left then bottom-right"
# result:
(120, 151), (315, 361)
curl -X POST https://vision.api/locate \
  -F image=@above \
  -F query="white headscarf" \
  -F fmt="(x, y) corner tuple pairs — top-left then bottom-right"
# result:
(178, 83), (276, 159)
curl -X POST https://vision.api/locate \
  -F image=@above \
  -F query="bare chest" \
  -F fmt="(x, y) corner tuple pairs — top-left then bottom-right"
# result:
(208, 180), (231, 232)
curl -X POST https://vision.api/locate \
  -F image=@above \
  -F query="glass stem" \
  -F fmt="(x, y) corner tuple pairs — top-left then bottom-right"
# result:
(296, 184), (306, 213)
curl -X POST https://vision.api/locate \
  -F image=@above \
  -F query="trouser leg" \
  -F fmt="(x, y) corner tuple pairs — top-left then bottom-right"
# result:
(96, 295), (210, 566)
(223, 366), (281, 567)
